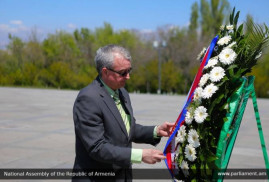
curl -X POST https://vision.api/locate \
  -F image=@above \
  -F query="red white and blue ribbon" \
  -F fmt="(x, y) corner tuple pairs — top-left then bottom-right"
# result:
(163, 35), (219, 178)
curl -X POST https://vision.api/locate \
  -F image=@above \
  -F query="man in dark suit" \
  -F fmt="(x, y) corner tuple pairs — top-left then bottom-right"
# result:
(72, 45), (174, 181)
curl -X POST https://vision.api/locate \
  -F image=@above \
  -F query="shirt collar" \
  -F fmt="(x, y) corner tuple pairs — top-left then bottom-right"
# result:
(99, 76), (119, 98)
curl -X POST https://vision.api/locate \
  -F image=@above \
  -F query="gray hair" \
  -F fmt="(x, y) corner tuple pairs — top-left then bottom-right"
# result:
(94, 44), (132, 75)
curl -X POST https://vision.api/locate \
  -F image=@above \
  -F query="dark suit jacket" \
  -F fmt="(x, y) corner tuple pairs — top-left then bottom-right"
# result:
(72, 77), (161, 181)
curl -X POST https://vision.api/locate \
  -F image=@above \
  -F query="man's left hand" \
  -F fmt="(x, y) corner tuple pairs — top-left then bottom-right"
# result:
(157, 122), (174, 137)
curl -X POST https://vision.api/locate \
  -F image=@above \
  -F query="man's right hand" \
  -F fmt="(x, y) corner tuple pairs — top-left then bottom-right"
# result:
(142, 149), (166, 164)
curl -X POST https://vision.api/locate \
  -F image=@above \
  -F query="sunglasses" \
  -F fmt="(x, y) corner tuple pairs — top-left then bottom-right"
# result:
(107, 67), (132, 77)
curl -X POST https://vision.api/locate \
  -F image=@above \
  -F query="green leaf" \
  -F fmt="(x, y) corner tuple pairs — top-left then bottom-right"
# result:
(200, 154), (205, 162)
(230, 7), (235, 24)
(208, 94), (224, 115)
(228, 67), (235, 78)
(222, 76), (229, 82)
(178, 154), (183, 164)
(234, 11), (240, 27)
(228, 63), (238, 69)
(237, 24), (244, 34)
(207, 153), (218, 163)
(216, 79), (227, 87)
(191, 164), (197, 175)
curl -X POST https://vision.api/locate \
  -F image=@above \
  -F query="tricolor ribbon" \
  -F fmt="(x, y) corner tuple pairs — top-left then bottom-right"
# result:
(163, 35), (219, 179)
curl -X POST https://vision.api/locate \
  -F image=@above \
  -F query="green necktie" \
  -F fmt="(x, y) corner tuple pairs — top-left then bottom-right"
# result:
(113, 92), (130, 135)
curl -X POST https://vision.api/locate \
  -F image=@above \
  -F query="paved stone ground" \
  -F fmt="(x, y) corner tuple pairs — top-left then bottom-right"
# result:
(0, 87), (268, 181)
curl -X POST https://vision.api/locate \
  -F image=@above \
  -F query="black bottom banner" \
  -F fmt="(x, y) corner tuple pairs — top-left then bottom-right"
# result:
(0, 168), (268, 180)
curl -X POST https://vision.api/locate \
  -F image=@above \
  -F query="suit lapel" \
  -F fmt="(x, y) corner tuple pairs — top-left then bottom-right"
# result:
(96, 78), (129, 138)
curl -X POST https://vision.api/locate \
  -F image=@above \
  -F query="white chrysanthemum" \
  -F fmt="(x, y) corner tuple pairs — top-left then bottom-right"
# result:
(188, 129), (200, 148)
(227, 41), (236, 48)
(180, 160), (189, 170)
(220, 25), (225, 30)
(174, 145), (181, 160)
(209, 66), (225, 82)
(255, 51), (262, 59)
(184, 144), (197, 162)
(217, 35), (232, 46)
(202, 83), (218, 99)
(176, 125), (186, 143)
(199, 74), (210, 87)
(185, 111), (193, 125)
(194, 106), (208, 123)
(197, 47), (207, 60)
(219, 48), (237, 65)
(180, 160), (189, 177)
(226, 25), (234, 30)
(204, 57), (218, 69)
(193, 87), (203, 102)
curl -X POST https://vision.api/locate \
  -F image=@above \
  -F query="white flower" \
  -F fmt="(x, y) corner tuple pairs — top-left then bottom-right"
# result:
(255, 51), (262, 59)
(197, 47), (207, 60)
(217, 35), (232, 46)
(188, 129), (200, 148)
(219, 48), (237, 65)
(220, 25), (225, 30)
(199, 74), (210, 87)
(180, 160), (189, 170)
(202, 83), (218, 99)
(227, 41), (236, 48)
(193, 87), (203, 102)
(226, 25), (234, 30)
(209, 66), (225, 82)
(194, 106), (208, 123)
(176, 125), (186, 143)
(184, 144), (197, 162)
(180, 160), (189, 177)
(204, 57), (218, 69)
(185, 110), (193, 125)
(174, 145), (181, 159)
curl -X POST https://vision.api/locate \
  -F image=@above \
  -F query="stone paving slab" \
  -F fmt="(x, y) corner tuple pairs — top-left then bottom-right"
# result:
(0, 87), (268, 182)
